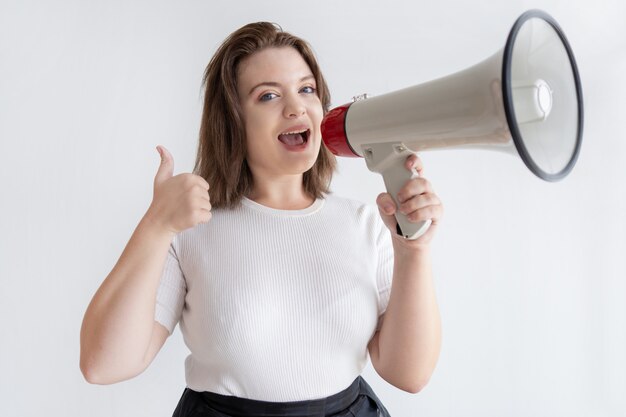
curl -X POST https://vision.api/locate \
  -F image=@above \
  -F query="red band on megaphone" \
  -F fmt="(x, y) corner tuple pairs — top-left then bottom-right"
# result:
(321, 103), (361, 157)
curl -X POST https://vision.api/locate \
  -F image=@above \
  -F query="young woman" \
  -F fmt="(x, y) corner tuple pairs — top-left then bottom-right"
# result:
(80, 22), (443, 417)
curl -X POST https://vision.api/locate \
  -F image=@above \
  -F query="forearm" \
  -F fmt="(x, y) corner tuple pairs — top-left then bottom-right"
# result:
(79, 213), (175, 383)
(375, 244), (441, 392)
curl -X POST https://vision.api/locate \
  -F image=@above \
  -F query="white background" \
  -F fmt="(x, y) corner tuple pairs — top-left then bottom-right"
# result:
(1, 0), (625, 416)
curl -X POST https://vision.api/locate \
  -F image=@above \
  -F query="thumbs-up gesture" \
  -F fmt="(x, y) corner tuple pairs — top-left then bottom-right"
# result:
(145, 146), (212, 235)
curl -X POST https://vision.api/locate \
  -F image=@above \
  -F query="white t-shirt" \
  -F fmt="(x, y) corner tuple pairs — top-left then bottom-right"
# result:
(155, 193), (394, 402)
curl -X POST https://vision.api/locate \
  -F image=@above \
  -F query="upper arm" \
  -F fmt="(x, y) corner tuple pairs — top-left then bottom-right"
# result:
(368, 329), (382, 373)
(141, 321), (171, 370)
(368, 310), (390, 378)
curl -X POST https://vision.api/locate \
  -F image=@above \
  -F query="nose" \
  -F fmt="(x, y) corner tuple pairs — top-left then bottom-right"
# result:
(283, 94), (306, 118)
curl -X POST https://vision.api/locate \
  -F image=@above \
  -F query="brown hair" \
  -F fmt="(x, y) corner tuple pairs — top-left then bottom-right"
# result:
(193, 22), (336, 209)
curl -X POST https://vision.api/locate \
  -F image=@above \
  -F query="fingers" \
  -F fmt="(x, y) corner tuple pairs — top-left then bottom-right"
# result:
(400, 195), (444, 224)
(376, 193), (397, 216)
(155, 146), (210, 191)
(196, 207), (213, 224)
(191, 175), (211, 192)
(394, 156), (444, 227)
(149, 146), (214, 233)
(197, 190), (212, 211)
(396, 174), (443, 225)
(184, 186), (213, 226)
(398, 192), (440, 215)
(397, 177), (433, 204)
(155, 145), (175, 185)
(376, 192), (400, 231)
(377, 155), (443, 245)
(405, 153), (424, 175)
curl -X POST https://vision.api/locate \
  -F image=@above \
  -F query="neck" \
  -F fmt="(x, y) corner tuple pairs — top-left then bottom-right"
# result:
(247, 174), (314, 210)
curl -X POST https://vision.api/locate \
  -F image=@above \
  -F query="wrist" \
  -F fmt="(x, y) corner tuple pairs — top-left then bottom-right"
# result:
(391, 237), (432, 258)
(141, 209), (177, 239)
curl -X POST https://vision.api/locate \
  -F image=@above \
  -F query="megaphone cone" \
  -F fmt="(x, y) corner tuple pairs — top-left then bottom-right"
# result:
(322, 9), (583, 240)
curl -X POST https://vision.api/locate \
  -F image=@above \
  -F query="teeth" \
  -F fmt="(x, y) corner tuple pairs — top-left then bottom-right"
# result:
(280, 129), (308, 135)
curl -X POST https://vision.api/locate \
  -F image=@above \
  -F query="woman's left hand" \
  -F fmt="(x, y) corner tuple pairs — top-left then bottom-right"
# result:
(376, 153), (443, 250)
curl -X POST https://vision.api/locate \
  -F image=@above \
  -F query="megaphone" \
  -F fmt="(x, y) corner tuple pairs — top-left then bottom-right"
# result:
(321, 9), (583, 240)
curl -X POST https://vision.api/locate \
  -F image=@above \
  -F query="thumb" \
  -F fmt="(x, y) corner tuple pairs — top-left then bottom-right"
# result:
(154, 145), (174, 186)
(376, 192), (399, 232)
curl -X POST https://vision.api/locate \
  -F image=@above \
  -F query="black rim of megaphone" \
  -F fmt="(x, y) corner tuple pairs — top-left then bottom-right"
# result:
(502, 9), (584, 182)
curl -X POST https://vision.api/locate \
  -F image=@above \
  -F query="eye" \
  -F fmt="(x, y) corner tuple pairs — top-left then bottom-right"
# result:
(300, 86), (316, 94)
(259, 92), (278, 102)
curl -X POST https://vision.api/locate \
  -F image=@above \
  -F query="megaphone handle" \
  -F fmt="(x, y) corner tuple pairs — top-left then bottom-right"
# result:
(380, 161), (432, 240)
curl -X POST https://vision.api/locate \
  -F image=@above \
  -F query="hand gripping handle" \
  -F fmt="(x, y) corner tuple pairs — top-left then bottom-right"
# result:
(363, 142), (431, 240)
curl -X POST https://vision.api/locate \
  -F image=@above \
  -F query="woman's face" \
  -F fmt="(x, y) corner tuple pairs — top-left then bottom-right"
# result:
(237, 47), (323, 181)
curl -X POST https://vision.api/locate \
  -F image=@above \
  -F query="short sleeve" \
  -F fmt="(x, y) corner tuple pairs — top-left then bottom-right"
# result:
(374, 215), (394, 330)
(154, 241), (186, 334)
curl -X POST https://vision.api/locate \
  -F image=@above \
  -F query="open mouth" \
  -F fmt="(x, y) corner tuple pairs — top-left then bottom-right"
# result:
(277, 129), (310, 147)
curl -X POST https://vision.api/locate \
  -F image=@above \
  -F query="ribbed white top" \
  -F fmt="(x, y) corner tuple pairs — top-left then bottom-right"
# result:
(155, 193), (393, 401)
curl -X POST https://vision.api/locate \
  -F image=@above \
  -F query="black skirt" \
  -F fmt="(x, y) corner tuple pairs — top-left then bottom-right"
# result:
(172, 376), (391, 417)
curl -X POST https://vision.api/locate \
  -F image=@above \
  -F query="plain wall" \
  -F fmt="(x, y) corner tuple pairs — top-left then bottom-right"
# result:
(1, 0), (624, 416)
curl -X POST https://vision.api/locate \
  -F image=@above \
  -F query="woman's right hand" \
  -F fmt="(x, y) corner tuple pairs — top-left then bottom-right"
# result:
(145, 145), (212, 235)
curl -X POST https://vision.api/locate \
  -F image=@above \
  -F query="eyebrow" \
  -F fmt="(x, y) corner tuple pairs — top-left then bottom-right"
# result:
(248, 75), (315, 95)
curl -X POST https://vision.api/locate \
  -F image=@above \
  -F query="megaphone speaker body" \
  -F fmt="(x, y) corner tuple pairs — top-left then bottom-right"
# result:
(321, 9), (583, 240)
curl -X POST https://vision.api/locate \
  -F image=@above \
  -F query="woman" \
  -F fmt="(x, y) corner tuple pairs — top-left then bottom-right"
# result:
(80, 22), (443, 416)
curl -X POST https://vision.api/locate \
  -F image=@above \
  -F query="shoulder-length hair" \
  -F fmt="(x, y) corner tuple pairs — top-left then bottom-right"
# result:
(193, 22), (336, 209)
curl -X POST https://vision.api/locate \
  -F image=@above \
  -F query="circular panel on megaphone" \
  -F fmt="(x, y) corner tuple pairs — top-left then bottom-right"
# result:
(502, 10), (583, 181)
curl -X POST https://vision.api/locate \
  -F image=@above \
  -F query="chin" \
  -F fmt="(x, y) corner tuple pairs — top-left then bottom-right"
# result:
(291, 146), (320, 171)
(289, 160), (317, 175)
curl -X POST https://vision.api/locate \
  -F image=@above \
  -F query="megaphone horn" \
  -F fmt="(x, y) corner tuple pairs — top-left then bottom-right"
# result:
(321, 9), (584, 240)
